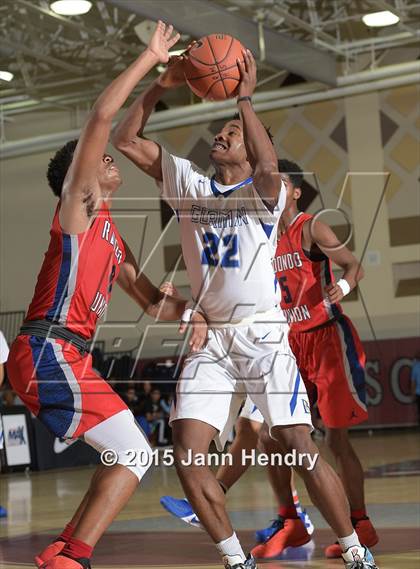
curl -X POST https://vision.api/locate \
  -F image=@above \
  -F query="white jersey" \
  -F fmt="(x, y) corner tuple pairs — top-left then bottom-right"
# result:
(159, 148), (286, 323)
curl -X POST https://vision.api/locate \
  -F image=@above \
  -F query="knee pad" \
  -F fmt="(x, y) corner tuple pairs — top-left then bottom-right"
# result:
(84, 409), (153, 482)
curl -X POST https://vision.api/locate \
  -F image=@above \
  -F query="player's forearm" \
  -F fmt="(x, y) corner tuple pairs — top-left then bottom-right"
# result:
(112, 80), (167, 145)
(147, 294), (187, 321)
(340, 260), (364, 291)
(122, 276), (185, 321)
(0, 364), (4, 387)
(91, 49), (159, 124)
(238, 100), (279, 202)
(238, 100), (277, 171)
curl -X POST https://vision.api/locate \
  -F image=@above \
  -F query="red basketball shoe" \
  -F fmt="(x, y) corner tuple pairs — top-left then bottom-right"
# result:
(34, 541), (65, 568)
(40, 555), (91, 568)
(251, 517), (311, 559)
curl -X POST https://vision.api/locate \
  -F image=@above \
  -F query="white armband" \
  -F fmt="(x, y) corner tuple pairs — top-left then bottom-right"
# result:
(181, 299), (204, 323)
(337, 278), (351, 297)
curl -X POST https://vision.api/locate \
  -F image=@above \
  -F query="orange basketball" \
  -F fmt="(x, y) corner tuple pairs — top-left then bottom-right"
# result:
(183, 34), (245, 101)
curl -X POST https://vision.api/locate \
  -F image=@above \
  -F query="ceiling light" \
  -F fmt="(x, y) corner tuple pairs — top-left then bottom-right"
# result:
(0, 71), (14, 82)
(50, 0), (92, 16)
(362, 10), (400, 27)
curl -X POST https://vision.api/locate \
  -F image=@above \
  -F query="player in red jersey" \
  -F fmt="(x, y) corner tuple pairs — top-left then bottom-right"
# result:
(242, 159), (377, 560)
(7, 22), (206, 569)
(159, 159), (378, 565)
(269, 158), (377, 558)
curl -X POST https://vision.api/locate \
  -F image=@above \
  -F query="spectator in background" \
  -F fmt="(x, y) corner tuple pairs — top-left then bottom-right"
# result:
(160, 392), (173, 416)
(148, 388), (169, 446)
(122, 384), (139, 409)
(411, 355), (420, 424)
(91, 347), (104, 375)
(1, 388), (19, 408)
(0, 329), (9, 518)
(134, 381), (154, 440)
(136, 380), (153, 413)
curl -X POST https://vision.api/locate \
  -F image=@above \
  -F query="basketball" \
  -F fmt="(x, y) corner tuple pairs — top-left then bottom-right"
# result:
(183, 34), (245, 101)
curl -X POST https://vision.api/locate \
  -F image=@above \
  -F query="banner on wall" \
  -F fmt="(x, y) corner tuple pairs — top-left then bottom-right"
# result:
(2, 412), (31, 466)
(363, 336), (419, 428)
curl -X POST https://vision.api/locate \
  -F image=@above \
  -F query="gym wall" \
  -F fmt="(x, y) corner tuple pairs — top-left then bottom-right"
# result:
(0, 83), (418, 356)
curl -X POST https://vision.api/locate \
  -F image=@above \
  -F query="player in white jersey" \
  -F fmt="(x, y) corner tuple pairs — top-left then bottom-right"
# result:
(113, 49), (378, 569)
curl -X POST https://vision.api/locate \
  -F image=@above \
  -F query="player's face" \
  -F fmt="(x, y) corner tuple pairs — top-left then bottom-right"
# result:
(98, 154), (122, 193)
(210, 120), (248, 166)
(281, 174), (301, 211)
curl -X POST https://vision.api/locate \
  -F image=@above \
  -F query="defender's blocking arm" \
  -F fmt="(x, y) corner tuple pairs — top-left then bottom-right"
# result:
(112, 56), (186, 181)
(118, 242), (207, 351)
(61, 21), (179, 233)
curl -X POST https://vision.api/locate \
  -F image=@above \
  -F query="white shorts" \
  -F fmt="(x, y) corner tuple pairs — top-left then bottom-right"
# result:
(239, 396), (264, 424)
(170, 310), (312, 450)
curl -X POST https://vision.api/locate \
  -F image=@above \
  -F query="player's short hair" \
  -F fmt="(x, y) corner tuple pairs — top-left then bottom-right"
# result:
(232, 113), (274, 145)
(278, 159), (303, 188)
(46, 139), (78, 197)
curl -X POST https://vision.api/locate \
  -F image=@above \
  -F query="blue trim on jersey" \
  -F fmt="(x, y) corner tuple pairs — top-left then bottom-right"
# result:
(336, 317), (367, 405)
(210, 176), (253, 198)
(323, 259), (341, 319)
(259, 219), (275, 239)
(47, 234), (72, 321)
(251, 404), (258, 414)
(289, 370), (301, 416)
(29, 336), (75, 437)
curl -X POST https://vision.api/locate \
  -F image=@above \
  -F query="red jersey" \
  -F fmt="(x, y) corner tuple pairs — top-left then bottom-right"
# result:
(274, 212), (342, 331)
(26, 201), (125, 340)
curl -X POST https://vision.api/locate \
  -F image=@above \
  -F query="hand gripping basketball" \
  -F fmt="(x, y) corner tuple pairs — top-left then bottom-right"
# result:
(236, 49), (257, 99)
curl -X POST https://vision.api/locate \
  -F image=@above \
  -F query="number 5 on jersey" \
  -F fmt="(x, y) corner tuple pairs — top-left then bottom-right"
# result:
(201, 232), (240, 268)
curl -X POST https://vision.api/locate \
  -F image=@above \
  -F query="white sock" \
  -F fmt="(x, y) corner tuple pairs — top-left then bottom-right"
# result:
(338, 530), (362, 552)
(216, 533), (246, 563)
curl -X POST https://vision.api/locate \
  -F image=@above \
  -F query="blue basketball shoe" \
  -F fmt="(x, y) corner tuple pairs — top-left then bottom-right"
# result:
(0, 506), (7, 518)
(160, 496), (203, 529)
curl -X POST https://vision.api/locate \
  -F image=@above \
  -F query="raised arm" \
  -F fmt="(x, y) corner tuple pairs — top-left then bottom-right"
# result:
(112, 56), (186, 181)
(304, 219), (365, 303)
(237, 50), (279, 206)
(60, 21), (179, 232)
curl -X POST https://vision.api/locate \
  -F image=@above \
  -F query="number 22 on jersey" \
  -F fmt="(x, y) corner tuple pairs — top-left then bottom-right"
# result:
(201, 231), (240, 268)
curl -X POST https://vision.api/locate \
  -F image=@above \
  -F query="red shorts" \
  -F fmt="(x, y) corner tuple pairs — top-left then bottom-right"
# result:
(8, 335), (127, 439)
(289, 315), (368, 429)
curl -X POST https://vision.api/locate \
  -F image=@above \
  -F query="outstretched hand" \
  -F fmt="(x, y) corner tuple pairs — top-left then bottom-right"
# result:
(160, 281), (182, 298)
(179, 311), (208, 353)
(236, 49), (257, 98)
(157, 40), (197, 89)
(160, 281), (208, 352)
(325, 283), (344, 304)
(148, 20), (180, 64)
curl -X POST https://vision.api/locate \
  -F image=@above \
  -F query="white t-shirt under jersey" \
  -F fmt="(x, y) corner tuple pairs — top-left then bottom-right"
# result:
(159, 148), (286, 323)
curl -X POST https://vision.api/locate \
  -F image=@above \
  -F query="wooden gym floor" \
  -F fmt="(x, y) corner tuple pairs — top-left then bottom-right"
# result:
(1, 430), (419, 568)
